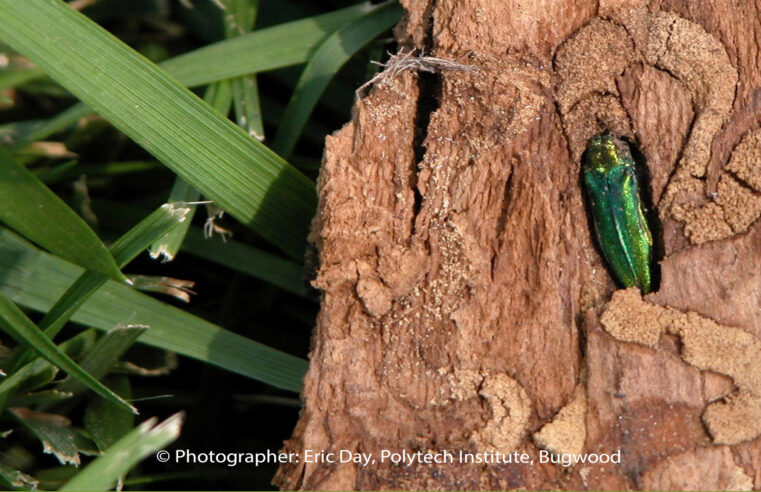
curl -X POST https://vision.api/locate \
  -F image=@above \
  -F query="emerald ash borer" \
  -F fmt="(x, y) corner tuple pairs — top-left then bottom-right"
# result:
(582, 133), (653, 294)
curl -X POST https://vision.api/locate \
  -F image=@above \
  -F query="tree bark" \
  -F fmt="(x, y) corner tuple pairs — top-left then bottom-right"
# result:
(275, 1), (761, 490)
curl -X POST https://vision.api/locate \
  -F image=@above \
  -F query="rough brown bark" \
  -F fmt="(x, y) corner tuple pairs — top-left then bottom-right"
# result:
(275, 1), (761, 490)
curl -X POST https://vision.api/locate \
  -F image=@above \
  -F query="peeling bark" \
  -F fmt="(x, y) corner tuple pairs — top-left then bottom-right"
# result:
(275, 1), (761, 490)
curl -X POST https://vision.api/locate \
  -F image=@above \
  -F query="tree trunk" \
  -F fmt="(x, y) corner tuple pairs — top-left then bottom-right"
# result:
(275, 1), (761, 490)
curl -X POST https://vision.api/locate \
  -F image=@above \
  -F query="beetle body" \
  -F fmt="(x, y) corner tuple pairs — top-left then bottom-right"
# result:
(582, 134), (653, 294)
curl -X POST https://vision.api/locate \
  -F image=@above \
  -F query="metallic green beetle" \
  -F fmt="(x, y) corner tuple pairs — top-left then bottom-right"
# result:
(582, 133), (653, 294)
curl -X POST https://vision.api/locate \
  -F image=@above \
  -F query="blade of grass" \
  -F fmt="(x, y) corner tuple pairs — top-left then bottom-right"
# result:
(37, 161), (161, 184)
(260, 96), (333, 147)
(149, 180), (199, 261)
(224, 0), (265, 140)
(2, 2), (374, 95)
(9, 407), (96, 466)
(0, 66), (45, 91)
(10, 103), (91, 149)
(202, 77), (234, 118)
(7, 1), (375, 148)
(0, 146), (123, 281)
(0, 292), (136, 414)
(0, 359), (57, 401)
(58, 325), (147, 394)
(60, 413), (182, 491)
(0, 0), (316, 260)
(148, 82), (229, 261)
(13, 84), (331, 154)
(127, 275), (194, 303)
(31, 466), (76, 491)
(271, 1), (402, 157)
(5, 203), (190, 377)
(0, 329), (96, 407)
(0, 461), (38, 490)
(182, 228), (309, 297)
(0, 204), (190, 414)
(84, 375), (133, 452)
(9, 389), (72, 407)
(0, 228), (308, 392)
(95, 200), (309, 297)
(223, 0), (257, 42)
(231, 74), (264, 139)
(267, 64), (355, 117)
(161, 1), (377, 87)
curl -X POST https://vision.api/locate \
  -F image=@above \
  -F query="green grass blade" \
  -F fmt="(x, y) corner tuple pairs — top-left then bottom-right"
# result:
(0, 0), (316, 259)
(160, 1), (376, 87)
(9, 408), (95, 466)
(182, 228), (309, 298)
(272, 1), (402, 157)
(11, 274), (108, 369)
(96, 201), (309, 297)
(148, 82), (228, 261)
(6, 203), (191, 375)
(110, 203), (192, 267)
(60, 413), (182, 491)
(9, 2), (376, 148)
(0, 204), (188, 413)
(0, 359), (57, 403)
(37, 160), (160, 184)
(0, 228), (308, 392)
(0, 461), (38, 490)
(0, 2), (374, 94)
(0, 66), (45, 90)
(0, 146), (123, 281)
(267, 66), (355, 116)
(58, 325), (147, 394)
(232, 75), (264, 139)
(11, 103), (90, 149)
(84, 375), (133, 452)
(0, 329), (97, 409)
(10, 389), (71, 407)
(224, 0), (265, 140)
(261, 96), (333, 147)
(202, 78), (234, 118)
(0, 292), (136, 414)
(149, 180), (200, 261)
(42, 203), (190, 334)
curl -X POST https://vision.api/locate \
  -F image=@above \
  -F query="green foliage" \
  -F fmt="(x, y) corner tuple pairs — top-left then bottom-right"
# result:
(0, 147), (123, 280)
(0, 0), (400, 488)
(60, 414), (182, 491)
(0, 0), (316, 260)
(272, 1), (402, 157)
(0, 291), (136, 414)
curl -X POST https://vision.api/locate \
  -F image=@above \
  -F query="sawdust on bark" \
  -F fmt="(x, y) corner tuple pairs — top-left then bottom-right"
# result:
(641, 446), (753, 491)
(472, 373), (532, 453)
(532, 384), (587, 461)
(679, 129), (761, 244)
(555, 8), (745, 246)
(601, 288), (761, 446)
